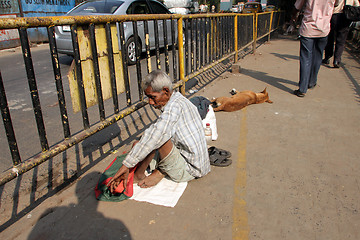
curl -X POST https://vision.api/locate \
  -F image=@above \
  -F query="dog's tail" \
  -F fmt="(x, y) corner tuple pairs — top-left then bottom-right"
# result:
(257, 88), (273, 104)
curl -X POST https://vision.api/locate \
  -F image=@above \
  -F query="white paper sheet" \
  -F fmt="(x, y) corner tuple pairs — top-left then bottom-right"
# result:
(130, 178), (187, 207)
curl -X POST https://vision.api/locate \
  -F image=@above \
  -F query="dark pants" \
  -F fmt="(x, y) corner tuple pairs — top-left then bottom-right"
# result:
(299, 36), (328, 93)
(324, 13), (352, 63)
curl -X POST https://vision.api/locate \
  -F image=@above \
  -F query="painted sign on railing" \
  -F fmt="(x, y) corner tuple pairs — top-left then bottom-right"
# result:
(0, 14), (19, 49)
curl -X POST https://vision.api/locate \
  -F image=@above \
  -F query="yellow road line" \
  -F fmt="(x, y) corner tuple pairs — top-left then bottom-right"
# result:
(232, 108), (249, 239)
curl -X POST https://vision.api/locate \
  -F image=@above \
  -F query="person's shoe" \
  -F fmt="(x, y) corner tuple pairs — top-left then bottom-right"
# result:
(308, 84), (317, 90)
(293, 89), (305, 97)
(322, 58), (330, 64)
(333, 61), (340, 68)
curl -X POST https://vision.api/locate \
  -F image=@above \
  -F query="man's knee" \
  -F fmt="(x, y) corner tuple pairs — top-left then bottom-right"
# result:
(158, 139), (173, 160)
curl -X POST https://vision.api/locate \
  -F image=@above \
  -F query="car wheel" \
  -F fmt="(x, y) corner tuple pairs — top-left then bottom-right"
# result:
(125, 36), (140, 65)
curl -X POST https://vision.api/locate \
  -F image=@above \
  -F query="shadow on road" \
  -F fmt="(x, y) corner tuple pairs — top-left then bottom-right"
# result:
(27, 172), (132, 240)
(240, 68), (298, 94)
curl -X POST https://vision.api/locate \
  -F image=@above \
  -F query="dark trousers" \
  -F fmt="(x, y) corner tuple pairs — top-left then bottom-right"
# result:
(299, 36), (328, 93)
(324, 13), (352, 63)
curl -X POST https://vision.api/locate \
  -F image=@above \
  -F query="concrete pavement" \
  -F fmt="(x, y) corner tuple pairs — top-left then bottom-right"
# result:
(1, 35), (360, 240)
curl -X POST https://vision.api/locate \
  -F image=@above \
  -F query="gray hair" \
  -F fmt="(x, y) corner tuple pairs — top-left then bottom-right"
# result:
(141, 70), (173, 93)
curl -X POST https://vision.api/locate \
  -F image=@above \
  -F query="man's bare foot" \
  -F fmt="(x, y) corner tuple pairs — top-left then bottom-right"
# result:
(133, 171), (146, 184)
(138, 170), (164, 188)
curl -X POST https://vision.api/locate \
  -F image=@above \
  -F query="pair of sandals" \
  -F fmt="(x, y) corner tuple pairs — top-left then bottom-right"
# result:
(208, 146), (232, 167)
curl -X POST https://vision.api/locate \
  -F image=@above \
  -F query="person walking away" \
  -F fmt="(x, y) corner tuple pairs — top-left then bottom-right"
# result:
(322, 0), (360, 68)
(292, 0), (340, 97)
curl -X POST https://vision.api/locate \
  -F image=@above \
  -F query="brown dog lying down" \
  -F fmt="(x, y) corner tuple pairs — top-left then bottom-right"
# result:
(211, 88), (273, 112)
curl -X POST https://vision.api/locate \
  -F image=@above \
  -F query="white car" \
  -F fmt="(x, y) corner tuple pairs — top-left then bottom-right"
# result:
(55, 0), (176, 65)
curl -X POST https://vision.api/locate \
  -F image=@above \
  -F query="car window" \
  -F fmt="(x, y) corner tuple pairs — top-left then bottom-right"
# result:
(126, 1), (151, 14)
(148, 1), (170, 14)
(69, 0), (124, 14)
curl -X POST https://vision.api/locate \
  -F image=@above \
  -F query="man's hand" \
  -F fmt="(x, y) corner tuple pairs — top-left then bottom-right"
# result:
(107, 165), (130, 193)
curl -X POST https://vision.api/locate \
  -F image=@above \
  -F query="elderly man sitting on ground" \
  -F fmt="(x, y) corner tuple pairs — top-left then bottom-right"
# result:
(107, 70), (210, 191)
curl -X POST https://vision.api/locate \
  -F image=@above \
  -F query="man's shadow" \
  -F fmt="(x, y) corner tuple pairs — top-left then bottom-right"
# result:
(28, 172), (131, 240)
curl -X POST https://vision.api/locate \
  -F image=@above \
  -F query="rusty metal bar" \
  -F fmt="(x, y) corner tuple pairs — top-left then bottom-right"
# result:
(205, 18), (211, 64)
(184, 19), (189, 77)
(223, 17), (226, 55)
(163, 19), (170, 75)
(216, 17), (219, 60)
(224, 17), (227, 54)
(47, 26), (71, 138)
(71, 25), (90, 129)
(119, 22), (131, 106)
(199, 18), (202, 69)
(201, 18), (205, 68)
(221, 17), (224, 55)
(253, 13), (257, 54)
(195, 18), (199, 71)
(171, 19), (177, 81)
(89, 23), (105, 121)
(133, 21), (143, 101)
(105, 23), (119, 113)
(0, 100), (148, 186)
(228, 16), (232, 53)
(144, 20), (151, 74)
(214, 17), (218, 61)
(0, 71), (21, 166)
(154, 20), (161, 70)
(0, 14), (182, 29)
(234, 16), (236, 49)
(205, 17), (208, 67)
(230, 16), (233, 52)
(209, 18), (213, 63)
(190, 18), (194, 73)
(19, 28), (49, 151)
(220, 17), (224, 57)
(226, 17), (229, 54)
(225, 17), (228, 53)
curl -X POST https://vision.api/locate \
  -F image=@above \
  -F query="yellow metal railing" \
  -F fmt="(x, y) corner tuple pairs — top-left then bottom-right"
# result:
(0, 11), (284, 185)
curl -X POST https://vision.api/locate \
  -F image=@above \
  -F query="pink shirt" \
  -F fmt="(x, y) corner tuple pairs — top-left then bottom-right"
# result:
(295, 0), (337, 38)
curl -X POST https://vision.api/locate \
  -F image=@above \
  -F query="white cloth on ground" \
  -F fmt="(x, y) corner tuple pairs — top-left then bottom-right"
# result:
(130, 177), (187, 207)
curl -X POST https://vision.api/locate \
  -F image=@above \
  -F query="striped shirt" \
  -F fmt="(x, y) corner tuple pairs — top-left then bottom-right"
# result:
(123, 91), (211, 178)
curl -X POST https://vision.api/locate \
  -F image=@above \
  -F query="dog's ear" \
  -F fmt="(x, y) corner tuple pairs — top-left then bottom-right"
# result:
(211, 101), (218, 108)
(230, 89), (237, 95)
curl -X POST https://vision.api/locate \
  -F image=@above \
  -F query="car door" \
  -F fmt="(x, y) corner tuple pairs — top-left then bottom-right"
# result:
(126, 0), (155, 50)
(147, 0), (172, 47)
